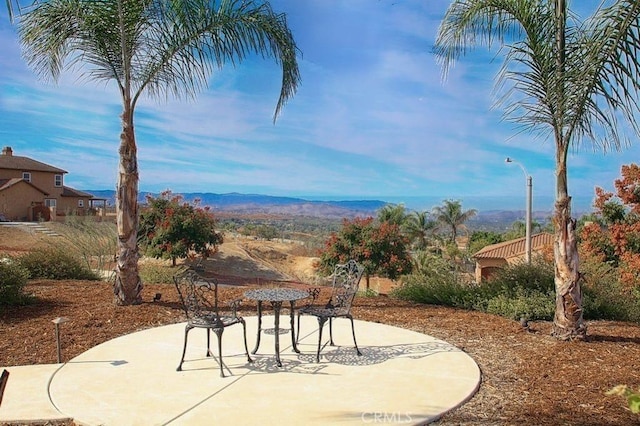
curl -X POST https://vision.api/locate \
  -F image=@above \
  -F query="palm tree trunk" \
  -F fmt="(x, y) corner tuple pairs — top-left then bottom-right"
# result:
(550, 0), (585, 340)
(113, 102), (143, 306)
(551, 146), (586, 340)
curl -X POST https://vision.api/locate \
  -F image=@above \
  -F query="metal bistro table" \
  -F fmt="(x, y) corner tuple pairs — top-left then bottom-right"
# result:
(243, 288), (309, 367)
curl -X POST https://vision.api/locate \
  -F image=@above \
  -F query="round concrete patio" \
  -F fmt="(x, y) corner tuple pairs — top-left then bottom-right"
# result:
(0, 316), (481, 425)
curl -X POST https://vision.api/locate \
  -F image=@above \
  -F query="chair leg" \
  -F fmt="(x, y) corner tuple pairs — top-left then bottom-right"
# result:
(206, 328), (213, 357)
(176, 324), (194, 372)
(296, 312), (302, 344)
(348, 315), (362, 356)
(0, 369), (9, 408)
(240, 319), (253, 363)
(213, 327), (224, 378)
(329, 317), (335, 346)
(316, 316), (328, 362)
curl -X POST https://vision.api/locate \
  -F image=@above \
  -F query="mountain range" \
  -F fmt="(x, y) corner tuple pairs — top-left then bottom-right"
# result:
(86, 190), (388, 219)
(85, 190), (564, 230)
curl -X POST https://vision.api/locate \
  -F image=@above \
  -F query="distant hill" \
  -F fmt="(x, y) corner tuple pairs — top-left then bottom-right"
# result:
(85, 190), (388, 219)
(85, 190), (566, 228)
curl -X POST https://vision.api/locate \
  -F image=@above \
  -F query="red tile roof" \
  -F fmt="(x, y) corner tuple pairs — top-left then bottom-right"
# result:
(473, 232), (554, 260)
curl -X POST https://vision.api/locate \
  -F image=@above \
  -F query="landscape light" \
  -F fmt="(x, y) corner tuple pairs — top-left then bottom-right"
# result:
(52, 317), (69, 363)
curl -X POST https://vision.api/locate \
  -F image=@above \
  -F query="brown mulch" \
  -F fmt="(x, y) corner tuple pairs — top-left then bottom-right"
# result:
(1, 279), (640, 425)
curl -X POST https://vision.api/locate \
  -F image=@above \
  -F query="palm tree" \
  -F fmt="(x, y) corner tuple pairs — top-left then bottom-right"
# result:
(435, 0), (640, 339)
(403, 210), (438, 250)
(377, 203), (407, 227)
(18, 0), (299, 305)
(432, 199), (477, 244)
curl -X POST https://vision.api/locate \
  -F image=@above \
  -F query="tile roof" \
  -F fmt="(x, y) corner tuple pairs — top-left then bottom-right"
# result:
(473, 232), (554, 260)
(61, 186), (94, 198)
(0, 152), (67, 174)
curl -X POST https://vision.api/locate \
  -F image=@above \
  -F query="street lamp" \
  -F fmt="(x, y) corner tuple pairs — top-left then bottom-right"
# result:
(505, 157), (532, 264)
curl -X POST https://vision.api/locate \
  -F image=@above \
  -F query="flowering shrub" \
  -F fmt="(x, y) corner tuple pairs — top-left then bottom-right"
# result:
(139, 191), (223, 266)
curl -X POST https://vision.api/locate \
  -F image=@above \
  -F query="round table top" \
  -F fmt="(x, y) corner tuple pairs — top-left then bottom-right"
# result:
(244, 288), (309, 302)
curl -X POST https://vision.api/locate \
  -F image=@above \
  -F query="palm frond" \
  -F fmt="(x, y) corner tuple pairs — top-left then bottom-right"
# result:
(436, 0), (640, 155)
(565, 0), (640, 151)
(18, 0), (300, 121)
(136, 0), (300, 120)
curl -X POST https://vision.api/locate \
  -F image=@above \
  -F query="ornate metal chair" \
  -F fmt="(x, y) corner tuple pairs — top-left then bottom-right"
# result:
(296, 260), (365, 362)
(174, 270), (252, 377)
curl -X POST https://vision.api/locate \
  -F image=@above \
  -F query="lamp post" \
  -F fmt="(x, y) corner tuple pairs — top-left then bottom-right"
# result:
(505, 157), (532, 264)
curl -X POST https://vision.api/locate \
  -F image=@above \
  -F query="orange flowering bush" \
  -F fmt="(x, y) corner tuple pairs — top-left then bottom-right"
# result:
(580, 164), (640, 291)
(318, 216), (412, 290)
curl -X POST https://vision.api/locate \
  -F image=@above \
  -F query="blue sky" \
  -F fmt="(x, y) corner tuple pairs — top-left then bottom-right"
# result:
(0, 0), (635, 212)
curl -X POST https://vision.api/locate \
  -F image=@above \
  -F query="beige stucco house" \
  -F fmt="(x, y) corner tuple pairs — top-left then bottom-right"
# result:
(472, 232), (554, 283)
(0, 146), (104, 221)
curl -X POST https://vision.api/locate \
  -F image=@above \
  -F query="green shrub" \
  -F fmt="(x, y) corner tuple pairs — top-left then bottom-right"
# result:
(582, 283), (632, 321)
(480, 258), (555, 298)
(139, 263), (185, 284)
(382, 247), (640, 323)
(581, 255), (640, 322)
(0, 261), (32, 306)
(393, 275), (475, 307)
(393, 254), (558, 321)
(485, 290), (555, 320)
(392, 252), (473, 307)
(471, 259), (555, 320)
(16, 247), (98, 280)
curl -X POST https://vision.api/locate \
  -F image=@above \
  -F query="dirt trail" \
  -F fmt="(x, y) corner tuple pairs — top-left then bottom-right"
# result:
(198, 236), (319, 286)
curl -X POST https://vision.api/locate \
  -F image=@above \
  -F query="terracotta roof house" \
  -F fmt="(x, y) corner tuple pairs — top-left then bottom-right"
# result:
(0, 146), (105, 221)
(472, 232), (554, 283)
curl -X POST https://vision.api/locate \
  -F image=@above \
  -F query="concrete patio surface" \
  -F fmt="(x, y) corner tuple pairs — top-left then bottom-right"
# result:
(0, 316), (481, 425)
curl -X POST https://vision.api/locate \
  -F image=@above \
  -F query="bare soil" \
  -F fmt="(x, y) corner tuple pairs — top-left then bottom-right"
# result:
(1, 226), (640, 425)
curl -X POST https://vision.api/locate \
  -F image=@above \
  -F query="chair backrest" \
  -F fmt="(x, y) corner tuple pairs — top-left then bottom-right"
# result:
(0, 369), (9, 407)
(328, 260), (364, 315)
(174, 271), (219, 321)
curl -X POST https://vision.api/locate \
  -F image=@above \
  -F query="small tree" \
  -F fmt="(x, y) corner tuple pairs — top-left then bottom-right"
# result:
(318, 217), (412, 290)
(139, 191), (223, 266)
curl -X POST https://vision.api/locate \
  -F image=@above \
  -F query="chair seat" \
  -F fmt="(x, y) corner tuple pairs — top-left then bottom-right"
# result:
(190, 314), (244, 328)
(298, 305), (349, 318)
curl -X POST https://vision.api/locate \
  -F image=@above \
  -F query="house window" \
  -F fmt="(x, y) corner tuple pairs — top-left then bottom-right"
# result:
(78, 200), (84, 208)
(54, 174), (63, 187)
(45, 199), (57, 208)
(22, 172), (31, 182)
